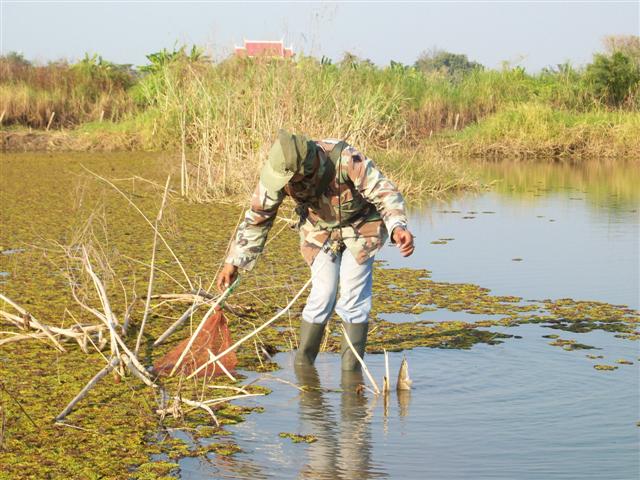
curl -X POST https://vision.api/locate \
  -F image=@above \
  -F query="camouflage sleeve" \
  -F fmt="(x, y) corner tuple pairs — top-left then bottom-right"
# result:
(224, 181), (284, 270)
(343, 145), (408, 239)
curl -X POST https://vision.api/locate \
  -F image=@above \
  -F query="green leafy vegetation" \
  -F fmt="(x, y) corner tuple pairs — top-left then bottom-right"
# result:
(1, 38), (638, 177)
(1, 40), (639, 204)
(279, 432), (318, 443)
(593, 364), (618, 371)
(584, 52), (640, 107)
(414, 48), (484, 77)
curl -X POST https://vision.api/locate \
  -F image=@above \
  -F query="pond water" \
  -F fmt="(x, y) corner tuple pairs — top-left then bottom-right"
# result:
(178, 160), (639, 479)
(1, 154), (638, 479)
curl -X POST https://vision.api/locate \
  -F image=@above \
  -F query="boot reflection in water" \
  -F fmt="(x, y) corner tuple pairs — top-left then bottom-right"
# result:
(338, 370), (378, 479)
(294, 364), (385, 479)
(295, 364), (339, 479)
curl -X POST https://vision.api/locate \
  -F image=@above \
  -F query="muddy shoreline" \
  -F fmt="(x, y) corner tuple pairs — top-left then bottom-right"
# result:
(1, 130), (145, 152)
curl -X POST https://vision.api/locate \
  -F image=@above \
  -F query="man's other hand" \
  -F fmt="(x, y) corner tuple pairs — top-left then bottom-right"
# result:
(392, 227), (415, 257)
(217, 263), (239, 292)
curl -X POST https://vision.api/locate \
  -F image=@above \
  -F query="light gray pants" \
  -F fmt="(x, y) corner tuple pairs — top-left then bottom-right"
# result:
(302, 248), (374, 325)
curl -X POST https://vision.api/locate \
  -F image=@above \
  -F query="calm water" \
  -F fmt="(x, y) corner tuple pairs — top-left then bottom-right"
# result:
(179, 161), (640, 479)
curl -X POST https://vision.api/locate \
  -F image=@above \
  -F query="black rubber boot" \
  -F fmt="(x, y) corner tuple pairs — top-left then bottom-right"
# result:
(294, 321), (327, 366)
(340, 322), (368, 371)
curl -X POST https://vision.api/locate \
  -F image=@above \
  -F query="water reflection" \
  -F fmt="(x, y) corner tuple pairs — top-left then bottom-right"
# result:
(381, 161), (640, 309)
(179, 159), (637, 479)
(294, 365), (386, 480)
(396, 390), (411, 418)
(476, 160), (640, 211)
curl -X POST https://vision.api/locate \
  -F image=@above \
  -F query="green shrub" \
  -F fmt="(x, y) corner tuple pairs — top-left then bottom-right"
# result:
(415, 49), (484, 78)
(584, 52), (640, 107)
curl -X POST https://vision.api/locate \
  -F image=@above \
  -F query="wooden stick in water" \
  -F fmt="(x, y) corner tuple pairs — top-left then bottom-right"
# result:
(121, 354), (156, 388)
(177, 397), (218, 426)
(382, 349), (390, 395)
(55, 357), (120, 421)
(153, 302), (201, 347)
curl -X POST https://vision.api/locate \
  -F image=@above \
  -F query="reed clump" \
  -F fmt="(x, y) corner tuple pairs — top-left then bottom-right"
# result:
(446, 104), (640, 159)
(2, 44), (639, 200)
(135, 55), (638, 199)
(0, 53), (136, 128)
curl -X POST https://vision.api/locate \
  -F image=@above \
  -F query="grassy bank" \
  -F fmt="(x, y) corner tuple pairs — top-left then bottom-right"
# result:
(1, 46), (639, 201)
(441, 104), (640, 159)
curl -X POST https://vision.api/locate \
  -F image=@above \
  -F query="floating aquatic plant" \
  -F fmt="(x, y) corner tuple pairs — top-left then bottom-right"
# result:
(593, 364), (618, 371)
(279, 432), (318, 444)
(616, 359), (633, 365)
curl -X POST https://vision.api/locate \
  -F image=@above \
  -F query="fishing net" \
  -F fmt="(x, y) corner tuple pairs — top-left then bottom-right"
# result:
(153, 306), (237, 379)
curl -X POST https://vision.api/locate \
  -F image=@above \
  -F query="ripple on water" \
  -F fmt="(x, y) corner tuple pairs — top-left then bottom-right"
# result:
(177, 324), (638, 480)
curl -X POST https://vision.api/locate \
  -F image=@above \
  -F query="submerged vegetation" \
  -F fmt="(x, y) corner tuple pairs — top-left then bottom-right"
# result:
(1, 37), (639, 201)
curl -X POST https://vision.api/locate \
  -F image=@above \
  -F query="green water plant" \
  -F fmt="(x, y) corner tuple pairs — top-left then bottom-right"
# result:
(593, 364), (618, 371)
(279, 432), (318, 443)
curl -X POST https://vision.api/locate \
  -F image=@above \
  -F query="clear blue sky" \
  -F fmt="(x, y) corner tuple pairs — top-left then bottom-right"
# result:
(2, 1), (638, 71)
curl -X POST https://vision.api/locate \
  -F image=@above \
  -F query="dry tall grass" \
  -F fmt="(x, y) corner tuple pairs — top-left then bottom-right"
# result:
(0, 54), (136, 128)
(137, 57), (410, 200)
(139, 56), (638, 200)
(2, 49), (638, 201)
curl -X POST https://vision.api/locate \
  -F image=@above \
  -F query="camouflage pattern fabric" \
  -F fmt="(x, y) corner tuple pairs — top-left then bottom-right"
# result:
(225, 139), (408, 270)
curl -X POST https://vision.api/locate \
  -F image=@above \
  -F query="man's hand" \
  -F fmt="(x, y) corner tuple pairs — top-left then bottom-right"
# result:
(392, 227), (415, 257)
(217, 263), (239, 292)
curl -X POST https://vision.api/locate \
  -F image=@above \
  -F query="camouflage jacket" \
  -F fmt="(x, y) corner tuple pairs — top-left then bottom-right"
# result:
(225, 139), (408, 270)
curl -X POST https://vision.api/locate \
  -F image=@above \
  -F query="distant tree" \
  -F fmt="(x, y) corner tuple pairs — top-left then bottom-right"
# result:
(389, 60), (408, 72)
(338, 51), (375, 69)
(139, 45), (209, 74)
(414, 48), (483, 77)
(1, 51), (31, 68)
(0, 51), (33, 83)
(73, 53), (136, 89)
(602, 35), (640, 68)
(584, 51), (640, 107)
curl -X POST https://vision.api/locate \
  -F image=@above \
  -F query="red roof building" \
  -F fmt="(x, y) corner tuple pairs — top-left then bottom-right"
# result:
(235, 39), (294, 58)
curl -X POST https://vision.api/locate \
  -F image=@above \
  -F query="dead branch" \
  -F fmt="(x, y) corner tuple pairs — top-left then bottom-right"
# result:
(152, 301), (202, 347)
(80, 249), (152, 381)
(157, 397), (219, 426)
(0, 294), (66, 352)
(136, 176), (171, 355)
(55, 356), (120, 422)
